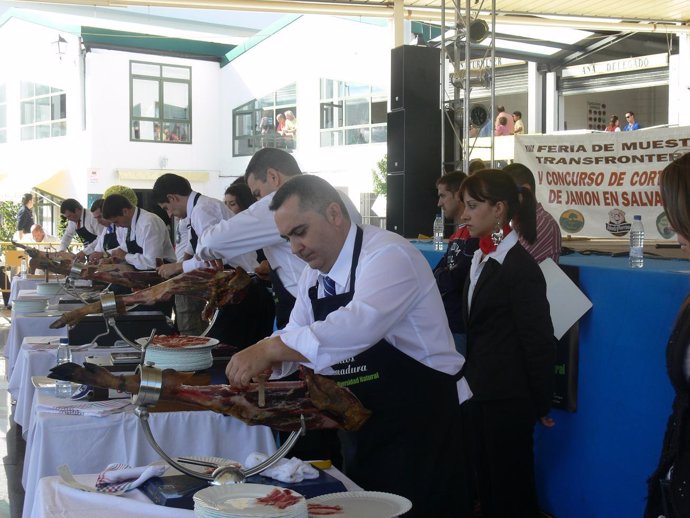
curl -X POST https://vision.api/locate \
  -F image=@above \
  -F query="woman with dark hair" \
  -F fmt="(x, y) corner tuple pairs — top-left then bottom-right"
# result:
(459, 170), (555, 518)
(16, 193), (34, 239)
(224, 183), (256, 214)
(606, 115), (621, 132)
(645, 152), (690, 518)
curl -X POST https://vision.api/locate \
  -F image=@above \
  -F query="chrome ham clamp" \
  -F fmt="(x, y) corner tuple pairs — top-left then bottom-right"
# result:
(96, 291), (153, 351)
(131, 363), (306, 485)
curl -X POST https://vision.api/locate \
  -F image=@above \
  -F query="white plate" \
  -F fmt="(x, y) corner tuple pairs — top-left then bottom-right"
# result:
(194, 483), (307, 517)
(307, 491), (412, 518)
(135, 336), (219, 350)
(31, 376), (79, 390)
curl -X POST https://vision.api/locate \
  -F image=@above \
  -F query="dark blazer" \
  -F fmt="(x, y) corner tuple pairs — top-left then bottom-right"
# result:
(463, 242), (555, 418)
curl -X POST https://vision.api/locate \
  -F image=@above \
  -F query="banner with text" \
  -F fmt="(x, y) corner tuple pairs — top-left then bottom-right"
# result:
(514, 127), (690, 240)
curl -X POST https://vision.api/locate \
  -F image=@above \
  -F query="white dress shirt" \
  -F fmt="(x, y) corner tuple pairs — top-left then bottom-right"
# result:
(197, 187), (361, 298)
(182, 192), (258, 273)
(59, 209), (105, 254)
(276, 223), (471, 404)
(467, 230), (518, 312)
(112, 207), (176, 270)
(92, 225), (127, 254)
(175, 217), (190, 262)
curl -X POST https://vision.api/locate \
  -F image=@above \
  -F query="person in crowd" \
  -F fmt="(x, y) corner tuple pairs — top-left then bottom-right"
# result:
(513, 111), (525, 134)
(275, 113), (286, 136)
(512, 111), (525, 134)
(459, 169), (555, 518)
(88, 198), (125, 264)
(16, 193), (34, 240)
(282, 110), (297, 149)
(433, 171), (479, 354)
(224, 183), (256, 215)
(504, 163), (562, 264)
(152, 173), (274, 346)
(469, 158), (487, 175)
(197, 147), (362, 330)
(495, 116), (510, 136)
(59, 199), (105, 262)
(645, 152), (690, 518)
(623, 111), (640, 131)
(606, 115), (621, 132)
(225, 175), (471, 518)
(101, 194), (175, 270)
(495, 105), (514, 134)
(24, 224), (58, 244)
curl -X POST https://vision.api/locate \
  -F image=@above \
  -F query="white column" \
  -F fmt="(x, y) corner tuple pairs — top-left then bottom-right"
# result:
(669, 33), (690, 126)
(545, 71), (560, 133)
(393, 0), (404, 47)
(527, 61), (543, 134)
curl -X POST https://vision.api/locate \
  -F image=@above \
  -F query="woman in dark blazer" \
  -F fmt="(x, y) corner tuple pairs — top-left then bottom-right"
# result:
(645, 152), (690, 518)
(459, 170), (556, 518)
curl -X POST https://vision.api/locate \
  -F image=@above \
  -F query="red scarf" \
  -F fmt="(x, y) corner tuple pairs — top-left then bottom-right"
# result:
(478, 223), (512, 255)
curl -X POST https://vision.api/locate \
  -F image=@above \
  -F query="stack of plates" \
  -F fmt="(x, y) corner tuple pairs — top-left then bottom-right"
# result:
(138, 337), (219, 371)
(36, 282), (64, 296)
(13, 296), (49, 313)
(194, 484), (307, 518)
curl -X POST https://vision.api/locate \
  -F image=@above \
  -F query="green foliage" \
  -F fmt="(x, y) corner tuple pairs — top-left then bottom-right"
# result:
(0, 201), (21, 245)
(57, 216), (68, 238)
(372, 154), (387, 196)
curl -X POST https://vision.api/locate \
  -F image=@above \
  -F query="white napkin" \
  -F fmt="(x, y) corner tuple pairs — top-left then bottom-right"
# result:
(36, 398), (132, 417)
(96, 463), (167, 493)
(245, 452), (319, 483)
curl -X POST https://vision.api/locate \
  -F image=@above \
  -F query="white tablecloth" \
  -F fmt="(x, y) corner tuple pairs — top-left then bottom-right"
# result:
(22, 389), (277, 518)
(33, 468), (360, 518)
(8, 276), (65, 305)
(5, 312), (67, 377)
(8, 337), (134, 437)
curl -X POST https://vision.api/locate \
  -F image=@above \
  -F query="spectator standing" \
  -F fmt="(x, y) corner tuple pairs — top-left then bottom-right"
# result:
(495, 116), (510, 136)
(606, 115), (621, 132)
(513, 111), (525, 134)
(504, 163), (562, 264)
(495, 105), (514, 134)
(16, 193), (34, 240)
(623, 111), (640, 131)
(433, 172), (479, 353)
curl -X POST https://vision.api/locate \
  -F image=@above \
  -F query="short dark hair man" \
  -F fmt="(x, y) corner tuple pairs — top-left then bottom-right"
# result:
(59, 198), (104, 262)
(434, 172), (478, 353)
(102, 194), (175, 270)
(196, 148), (361, 329)
(623, 111), (640, 131)
(226, 175), (470, 518)
(504, 163), (561, 263)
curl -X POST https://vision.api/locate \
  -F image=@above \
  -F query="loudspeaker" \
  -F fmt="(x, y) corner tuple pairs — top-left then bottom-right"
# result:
(390, 45), (440, 112)
(386, 108), (441, 238)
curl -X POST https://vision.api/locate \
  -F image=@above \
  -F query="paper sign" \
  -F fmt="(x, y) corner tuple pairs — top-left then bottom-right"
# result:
(539, 258), (593, 339)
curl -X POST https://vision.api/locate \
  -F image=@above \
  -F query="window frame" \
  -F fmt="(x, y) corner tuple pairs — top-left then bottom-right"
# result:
(319, 78), (387, 148)
(19, 81), (66, 141)
(129, 60), (192, 144)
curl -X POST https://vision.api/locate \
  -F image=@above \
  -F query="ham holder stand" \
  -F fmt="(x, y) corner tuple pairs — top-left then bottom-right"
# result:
(97, 291), (307, 485)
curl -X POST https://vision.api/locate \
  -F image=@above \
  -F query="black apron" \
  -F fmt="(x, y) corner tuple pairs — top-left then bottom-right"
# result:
(185, 198), (274, 348)
(270, 268), (296, 330)
(76, 211), (98, 245)
(103, 225), (119, 252)
(309, 226), (468, 518)
(188, 193), (201, 252)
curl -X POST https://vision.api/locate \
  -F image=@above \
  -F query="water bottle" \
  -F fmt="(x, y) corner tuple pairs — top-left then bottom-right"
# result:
(55, 338), (73, 398)
(19, 257), (27, 278)
(433, 214), (444, 251)
(629, 215), (644, 268)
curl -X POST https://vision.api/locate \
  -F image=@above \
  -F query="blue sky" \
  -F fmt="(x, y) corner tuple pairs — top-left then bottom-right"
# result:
(0, 1), (284, 30)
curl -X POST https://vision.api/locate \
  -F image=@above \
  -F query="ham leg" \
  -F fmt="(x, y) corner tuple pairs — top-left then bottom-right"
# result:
(49, 267), (252, 329)
(48, 363), (372, 432)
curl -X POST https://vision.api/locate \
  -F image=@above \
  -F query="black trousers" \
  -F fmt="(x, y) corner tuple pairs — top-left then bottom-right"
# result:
(206, 280), (275, 348)
(461, 398), (540, 518)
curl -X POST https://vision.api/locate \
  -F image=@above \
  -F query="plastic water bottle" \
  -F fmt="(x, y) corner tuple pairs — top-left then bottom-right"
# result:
(629, 215), (644, 268)
(433, 214), (444, 251)
(55, 338), (73, 398)
(19, 257), (27, 278)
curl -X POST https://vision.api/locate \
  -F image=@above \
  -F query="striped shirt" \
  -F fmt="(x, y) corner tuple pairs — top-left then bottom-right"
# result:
(519, 203), (561, 264)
